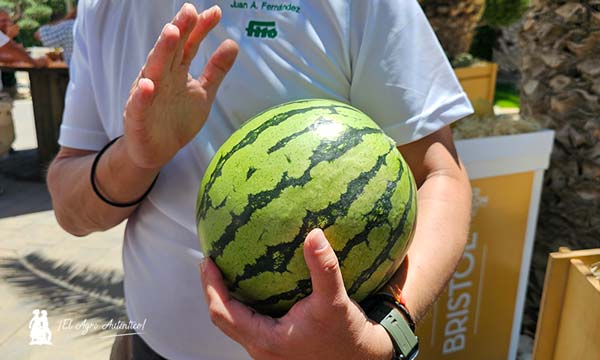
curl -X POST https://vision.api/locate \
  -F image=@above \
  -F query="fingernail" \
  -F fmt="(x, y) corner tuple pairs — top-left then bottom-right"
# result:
(312, 229), (328, 251)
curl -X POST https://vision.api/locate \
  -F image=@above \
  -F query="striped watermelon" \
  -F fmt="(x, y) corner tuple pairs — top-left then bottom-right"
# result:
(196, 99), (417, 316)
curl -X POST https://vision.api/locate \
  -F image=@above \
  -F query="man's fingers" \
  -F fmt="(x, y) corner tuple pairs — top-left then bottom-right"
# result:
(141, 23), (179, 81)
(182, 5), (222, 66)
(170, 3), (199, 71)
(125, 78), (155, 123)
(199, 258), (277, 348)
(198, 39), (238, 99)
(303, 229), (347, 303)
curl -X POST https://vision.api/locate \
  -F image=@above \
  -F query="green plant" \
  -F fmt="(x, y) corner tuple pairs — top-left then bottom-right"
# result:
(470, 0), (530, 62)
(470, 25), (497, 61)
(1, 0), (71, 47)
(482, 0), (529, 28)
(494, 82), (520, 108)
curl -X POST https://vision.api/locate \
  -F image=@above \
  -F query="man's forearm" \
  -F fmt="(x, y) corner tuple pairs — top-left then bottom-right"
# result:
(389, 163), (471, 322)
(0, 41), (35, 64)
(47, 137), (160, 236)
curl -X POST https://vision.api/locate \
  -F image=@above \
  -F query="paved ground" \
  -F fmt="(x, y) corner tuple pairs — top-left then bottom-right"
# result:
(0, 97), (125, 359)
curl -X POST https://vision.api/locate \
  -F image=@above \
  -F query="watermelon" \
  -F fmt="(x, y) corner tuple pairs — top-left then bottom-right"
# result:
(196, 99), (417, 316)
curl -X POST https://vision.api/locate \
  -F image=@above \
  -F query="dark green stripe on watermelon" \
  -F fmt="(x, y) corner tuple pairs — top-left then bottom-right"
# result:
(197, 103), (357, 223)
(347, 162), (415, 296)
(228, 142), (395, 290)
(207, 125), (383, 260)
(246, 154), (412, 310)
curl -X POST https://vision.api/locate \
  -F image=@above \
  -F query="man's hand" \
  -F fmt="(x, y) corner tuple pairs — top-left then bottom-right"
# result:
(47, 4), (238, 236)
(200, 229), (394, 360)
(123, 4), (238, 170)
(6, 23), (19, 39)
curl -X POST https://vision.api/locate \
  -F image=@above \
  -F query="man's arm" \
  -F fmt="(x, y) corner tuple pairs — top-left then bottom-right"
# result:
(392, 125), (471, 322)
(47, 4), (238, 236)
(199, 125), (471, 359)
(0, 40), (45, 66)
(47, 144), (161, 236)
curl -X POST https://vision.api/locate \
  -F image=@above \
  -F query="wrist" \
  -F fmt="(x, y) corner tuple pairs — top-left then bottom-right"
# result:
(94, 136), (160, 205)
(374, 323), (396, 360)
(116, 136), (162, 174)
(361, 292), (419, 360)
(356, 321), (395, 360)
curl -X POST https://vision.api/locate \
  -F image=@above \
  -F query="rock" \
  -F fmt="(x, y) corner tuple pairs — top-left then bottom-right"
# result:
(577, 59), (600, 78)
(555, 3), (588, 23)
(550, 91), (581, 114)
(575, 186), (600, 202)
(541, 53), (568, 69)
(592, 11), (600, 26)
(548, 167), (567, 190)
(582, 161), (600, 180)
(549, 75), (572, 92)
(569, 126), (588, 147)
(523, 80), (540, 96)
(567, 31), (600, 57)
(517, 334), (534, 360)
(574, 89), (600, 111)
(588, 143), (600, 164)
(592, 80), (600, 95)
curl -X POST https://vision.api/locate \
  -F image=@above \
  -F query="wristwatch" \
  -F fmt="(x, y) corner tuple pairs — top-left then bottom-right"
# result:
(362, 293), (419, 360)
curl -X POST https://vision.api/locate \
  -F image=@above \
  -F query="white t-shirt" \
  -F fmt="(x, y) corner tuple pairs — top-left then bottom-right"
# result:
(0, 31), (8, 48)
(59, 1), (473, 359)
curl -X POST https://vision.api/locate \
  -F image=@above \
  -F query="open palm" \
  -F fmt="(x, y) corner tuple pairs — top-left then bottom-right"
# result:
(123, 4), (238, 170)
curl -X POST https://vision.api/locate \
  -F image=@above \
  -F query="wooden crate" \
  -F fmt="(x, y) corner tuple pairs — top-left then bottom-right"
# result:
(455, 62), (498, 105)
(533, 248), (600, 360)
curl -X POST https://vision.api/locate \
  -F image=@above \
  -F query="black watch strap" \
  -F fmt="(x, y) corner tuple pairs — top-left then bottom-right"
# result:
(363, 300), (419, 360)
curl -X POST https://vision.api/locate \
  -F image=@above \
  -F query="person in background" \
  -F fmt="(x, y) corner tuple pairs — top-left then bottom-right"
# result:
(0, 9), (46, 69)
(35, 7), (76, 65)
(0, 8), (18, 97)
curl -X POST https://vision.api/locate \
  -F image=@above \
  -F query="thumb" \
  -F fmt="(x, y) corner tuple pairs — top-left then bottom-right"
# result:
(303, 229), (346, 301)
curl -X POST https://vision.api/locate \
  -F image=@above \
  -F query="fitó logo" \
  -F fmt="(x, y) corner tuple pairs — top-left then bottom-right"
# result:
(246, 20), (277, 38)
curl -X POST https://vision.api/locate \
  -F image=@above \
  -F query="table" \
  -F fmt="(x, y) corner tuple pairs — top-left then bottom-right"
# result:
(1, 64), (69, 166)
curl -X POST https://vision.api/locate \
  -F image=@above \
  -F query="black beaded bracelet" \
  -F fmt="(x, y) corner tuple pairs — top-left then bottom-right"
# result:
(90, 135), (159, 208)
(361, 292), (416, 332)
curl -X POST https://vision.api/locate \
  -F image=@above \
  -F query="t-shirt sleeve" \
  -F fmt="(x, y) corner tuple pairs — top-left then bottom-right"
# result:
(349, 0), (473, 145)
(0, 31), (9, 48)
(58, 5), (109, 151)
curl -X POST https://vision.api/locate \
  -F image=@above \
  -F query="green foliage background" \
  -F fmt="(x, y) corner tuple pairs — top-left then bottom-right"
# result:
(470, 0), (529, 62)
(483, 0), (529, 28)
(0, 0), (71, 47)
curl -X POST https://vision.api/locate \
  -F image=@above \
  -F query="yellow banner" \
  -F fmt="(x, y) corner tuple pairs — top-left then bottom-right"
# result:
(416, 171), (534, 359)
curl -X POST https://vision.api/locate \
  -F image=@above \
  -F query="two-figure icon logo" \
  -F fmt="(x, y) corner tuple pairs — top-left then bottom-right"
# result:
(29, 309), (52, 345)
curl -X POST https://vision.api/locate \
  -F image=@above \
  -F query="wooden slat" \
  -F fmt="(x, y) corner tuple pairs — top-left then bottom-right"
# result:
(554, 259), (600, 359)
(533, 249), (600, 359)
